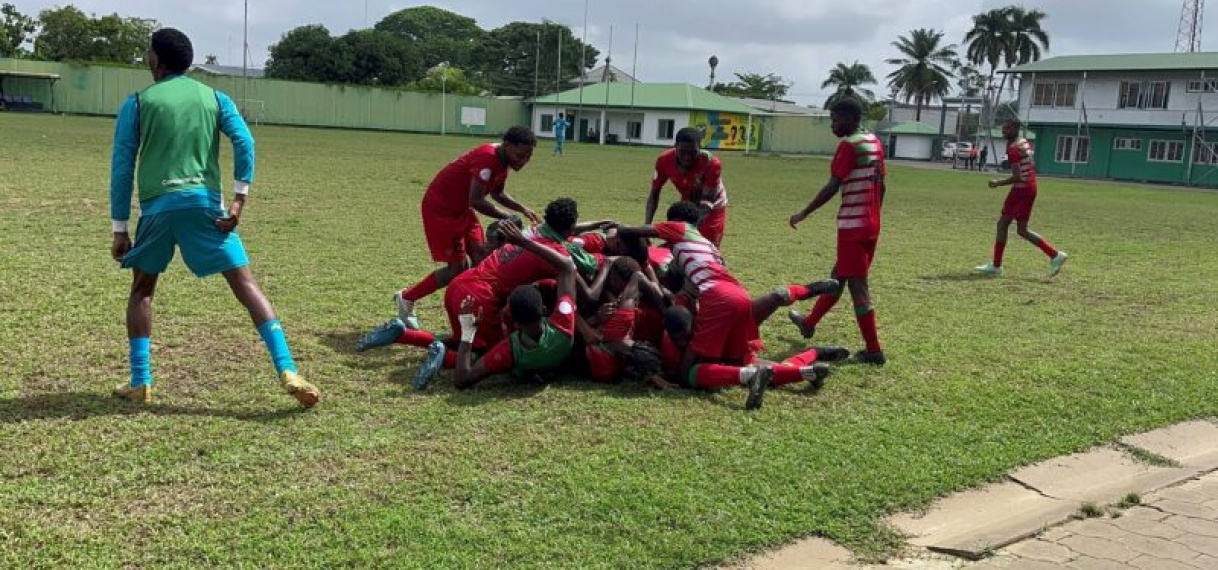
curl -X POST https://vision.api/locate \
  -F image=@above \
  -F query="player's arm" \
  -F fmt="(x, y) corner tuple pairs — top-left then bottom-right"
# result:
(644, 161), (668, 224)
(573, 219), (615, 234)
(214, 92), (254, 232)
(469, 179), (513, 220)
(613, 225), (662, 240)
(453, 298), (499, 390)
(989, 157), (1021, 188)
(789, 177), (843, 229)
(490, 189), (542, 226)
(109, 94), (140, 262)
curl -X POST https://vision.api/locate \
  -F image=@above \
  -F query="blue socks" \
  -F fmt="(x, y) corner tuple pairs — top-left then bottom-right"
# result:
(129, 337), (152, 388)
(257, 319), (297, 376)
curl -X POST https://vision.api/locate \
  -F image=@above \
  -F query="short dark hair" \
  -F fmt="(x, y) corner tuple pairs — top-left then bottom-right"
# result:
(1004, 118), (1023, 129)
(486, 215), (524, 244)
(662, 306), (694, 336)
(622, 342), (663, 383)
(508, 285), (546, 326)
(609, 256), (641, 284)
(544, 197), (579, 236)
(665, 201), (701, 224)
(675, 127), (703, 146)
(503, 125), (537, 146)
(151, 28), (193, 73)
(829, 97), (864, 121)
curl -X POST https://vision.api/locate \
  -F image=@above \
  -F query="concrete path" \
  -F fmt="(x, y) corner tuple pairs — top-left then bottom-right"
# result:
(735, 420), (1218, 570)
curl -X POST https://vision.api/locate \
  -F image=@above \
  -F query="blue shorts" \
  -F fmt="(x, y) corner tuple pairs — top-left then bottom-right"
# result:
(122, 207), (249, 277)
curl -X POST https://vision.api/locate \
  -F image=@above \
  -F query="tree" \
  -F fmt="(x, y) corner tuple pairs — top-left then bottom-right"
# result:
(865, 100), (889, 122)
(713, 72), (791, 100)
(204, 54), (218, 64)
(265, 25), (353, 83)
(335, 29), (423, 85)
(821, 61), (877, 109)
(472, 20), (597, 97)
(33, 6), (92, 61)
(0, 3), (35, 57)
(408, 65), (485, 95)
(90, 14), (157, 64)
(374, 6), (483, 70)
(953, 62), (986, 97)
(885, 28), (957, 121)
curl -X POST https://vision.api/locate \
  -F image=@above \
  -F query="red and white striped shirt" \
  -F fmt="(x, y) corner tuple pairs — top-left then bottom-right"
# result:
(830, 129), (885, 236)
(653, 222), (738, 293)
(1006, 138), (1037, 192)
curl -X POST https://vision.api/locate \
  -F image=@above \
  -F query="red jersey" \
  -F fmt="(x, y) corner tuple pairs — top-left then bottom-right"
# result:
(830, 128), (885, 237)
(460, 236), (571, 298)
(654, 222), (738, 293)
(652, 149), (728, 209)
(422, 144), (509, 217)
(1006, 138), (1037, 192)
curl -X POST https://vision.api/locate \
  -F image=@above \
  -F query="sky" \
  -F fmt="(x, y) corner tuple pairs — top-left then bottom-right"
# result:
(9, 0), (1199, 106)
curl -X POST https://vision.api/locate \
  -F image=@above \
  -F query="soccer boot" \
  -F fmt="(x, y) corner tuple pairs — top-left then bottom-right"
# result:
(973, 262), (1004, 276)
(356, 318), (406, 352)
(853, 350), (887, 366)
(1049, 252), (1068, 278)
(412, 340), (447, 391)
(394, 291), (422, 330)
(745, 367), (774, 411)
(113, 382), (152, 403)
(800, 362), (832, 389)
(281, 371), (321, 408)
(787, 309), (816, 339)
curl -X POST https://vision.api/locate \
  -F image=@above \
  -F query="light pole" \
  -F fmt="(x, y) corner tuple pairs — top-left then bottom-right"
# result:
(241, 0), (248, 117)
(708, 55), (718, 90)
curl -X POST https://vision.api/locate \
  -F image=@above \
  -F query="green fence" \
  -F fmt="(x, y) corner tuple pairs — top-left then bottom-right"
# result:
(760, 115), (841, 155)
(0, 58), (529, 135)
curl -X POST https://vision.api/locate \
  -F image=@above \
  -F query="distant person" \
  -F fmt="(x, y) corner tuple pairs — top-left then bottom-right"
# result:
(645, 127), (730, 247)
(393, 127), (540, 329)
(967, 146), (978, 170)
(979, 144), (989, 171)
(108, 28), (319, 406)
(553, 112), (570, 156)
(974, 120), (1068, 278)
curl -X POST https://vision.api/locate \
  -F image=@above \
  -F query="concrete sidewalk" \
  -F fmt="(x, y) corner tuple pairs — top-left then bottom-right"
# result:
(737, 420), (1218, 570)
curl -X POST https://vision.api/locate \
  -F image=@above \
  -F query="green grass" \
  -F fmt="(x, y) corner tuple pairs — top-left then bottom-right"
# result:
(2, 112), (1217, 568)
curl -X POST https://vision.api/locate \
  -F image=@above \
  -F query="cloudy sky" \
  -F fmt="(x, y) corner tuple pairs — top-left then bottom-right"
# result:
(10, 0), (1196, 106)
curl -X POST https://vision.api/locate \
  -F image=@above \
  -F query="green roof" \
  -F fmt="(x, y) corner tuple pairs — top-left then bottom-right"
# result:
(880, 121), (939, 136)
(530, 83), (759, 114)
(1004, 52), (1218, 74)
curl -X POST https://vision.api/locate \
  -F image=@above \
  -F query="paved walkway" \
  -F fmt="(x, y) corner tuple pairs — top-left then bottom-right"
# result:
(738, 420), (1218, 570)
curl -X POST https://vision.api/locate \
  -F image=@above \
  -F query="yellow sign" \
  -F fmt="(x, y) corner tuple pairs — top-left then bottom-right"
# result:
(689, 111), (759, 151)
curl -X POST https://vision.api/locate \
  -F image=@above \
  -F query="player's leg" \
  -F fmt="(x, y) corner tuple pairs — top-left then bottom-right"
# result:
(789, 265), (844, 339)
(752, 279), (841, 325)
(1016, 218), (1067, 277)
(397, 210), (476, 328)
(847, 277), (885, 366)
(698, 207), (727, 248)
(976, 216), (1012, 275)
(114, 211), (178, 402)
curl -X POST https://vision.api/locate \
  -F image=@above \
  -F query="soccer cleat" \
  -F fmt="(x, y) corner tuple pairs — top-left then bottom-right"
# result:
(814, 346), (852, 362)
(807, 278), (840, 297)
(412, 340), (447, 391)
(113, 382), (152, 403)
(281, 371), (320, 408)
(1049, 252), (1068, 278)
(787, 309), (816, 339)
(853, 350), (887, 366)
(799, 362), (832, 389)
(356, 318), (406, 352)
(394, 291), (421, 330)
(744, 367), (774, 411)
(973, 262), (1004, 276)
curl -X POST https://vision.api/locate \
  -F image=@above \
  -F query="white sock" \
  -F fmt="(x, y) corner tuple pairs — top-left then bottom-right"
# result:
(737, 366), (758, 385)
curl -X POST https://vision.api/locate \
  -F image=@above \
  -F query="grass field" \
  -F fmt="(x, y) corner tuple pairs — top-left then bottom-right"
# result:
(1, 112), (1216, 568)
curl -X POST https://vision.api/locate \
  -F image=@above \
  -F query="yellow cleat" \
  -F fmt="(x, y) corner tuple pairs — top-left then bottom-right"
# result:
(280, 371), (320, 408)
(113, 383), (152, 403)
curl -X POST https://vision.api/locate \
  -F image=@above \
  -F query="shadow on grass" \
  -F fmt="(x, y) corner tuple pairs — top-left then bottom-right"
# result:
(0, 391), (306, 424)
(919, 272), (1056, 285)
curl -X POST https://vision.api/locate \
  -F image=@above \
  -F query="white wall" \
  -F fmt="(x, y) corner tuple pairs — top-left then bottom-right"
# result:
(1015, 70), (1218, 127)
(531, 106), (692, 146)
(889, 134), (934, 160)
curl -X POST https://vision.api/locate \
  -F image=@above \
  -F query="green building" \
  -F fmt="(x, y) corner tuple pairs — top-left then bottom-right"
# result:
(1003, 52), (1218, 187)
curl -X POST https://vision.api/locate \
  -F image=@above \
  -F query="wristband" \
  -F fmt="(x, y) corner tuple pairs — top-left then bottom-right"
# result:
(233, 181), (250, 195)
(112, 219), (129, 233)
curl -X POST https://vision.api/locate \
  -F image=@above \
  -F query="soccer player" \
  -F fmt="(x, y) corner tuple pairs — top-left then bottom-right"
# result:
(394, 126), (542, 329)
(108, 29), (319, 406)
(974, 120), (1068, 278)
(451, 223), (583, 390)
(553, 112), (570, 156)
(645, 127), (730, 247)
(787, 97), (887, 366)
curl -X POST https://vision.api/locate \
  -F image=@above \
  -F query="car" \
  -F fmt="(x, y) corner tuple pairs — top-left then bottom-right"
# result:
(954, 142), (974, 159)
(940, 142), (957, 159)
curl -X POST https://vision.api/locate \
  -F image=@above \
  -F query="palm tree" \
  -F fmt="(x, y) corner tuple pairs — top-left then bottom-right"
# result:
(953, 62), (986, 97)
(962, 7), (1012, 101)
(821, 61), (877, 109)
(885, 28), (957, 121)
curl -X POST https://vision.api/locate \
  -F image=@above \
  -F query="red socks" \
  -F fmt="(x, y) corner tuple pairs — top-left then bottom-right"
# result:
(855, 306), (881, 354)
(395, 329), (436, 348)
(781, 348), (820, 368)
(804, 293), (840, 328)
(402, 273), (442, 303)
(1035, 238), (1058, 258)
(786, 284), (812, 302)
(692, 364), (748, 389)
(993, 241), (1006, 267)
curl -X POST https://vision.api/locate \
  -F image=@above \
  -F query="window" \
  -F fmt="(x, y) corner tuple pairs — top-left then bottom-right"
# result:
(1113, 137), (1143, 151)
(1148, 140), (1185, 162)
(1186, 79), (1218, 92)
(1194, 142), (1218, 165)
(1055, 135), (1090, 163)
(627, 120), (642, 139)
(1054, 83), (1077, 107)
(658, 119), (675, 140)
(1033, 83), (1055, 107)
(1118, 81), (1170, 109)
(540, 114), (554, 133)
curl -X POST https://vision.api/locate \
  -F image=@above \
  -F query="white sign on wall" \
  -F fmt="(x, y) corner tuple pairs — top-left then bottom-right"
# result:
(461, 106), (487, 126)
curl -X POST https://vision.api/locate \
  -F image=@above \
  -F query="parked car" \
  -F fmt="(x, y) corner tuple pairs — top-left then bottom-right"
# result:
(954, 142), (974, 159)
(939, 142), (957, 159)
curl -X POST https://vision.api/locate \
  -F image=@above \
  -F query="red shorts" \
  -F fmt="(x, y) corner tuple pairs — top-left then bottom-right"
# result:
(1002, 189), (1037, 222)
(443, 279), (503, 351)
(423, 206), (485, 263)
(586, 344), (621, 382)
(698, 207), (727, 248)
(835, 233), (879, 279)
(689, 281), (762, 363)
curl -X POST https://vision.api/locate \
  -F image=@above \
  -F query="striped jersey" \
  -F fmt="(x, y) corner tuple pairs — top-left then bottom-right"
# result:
(1006, 138), (1037, 191)
(653, 222), (737, 293)
(652, 149), (728, 210)
(829, 128), (886, 236)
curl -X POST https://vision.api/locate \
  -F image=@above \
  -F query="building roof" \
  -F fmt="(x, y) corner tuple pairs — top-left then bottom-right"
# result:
(981, 127), (1036, 140)
(0, 69), (60, 80)
(570, 64), (638, 84)
(531, 83), (760, 114)
(1003, 52), (1218, 74)
(190, 64), (266, 78)
(879, 121), (939, 136)
(735, 97), (826, 116)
